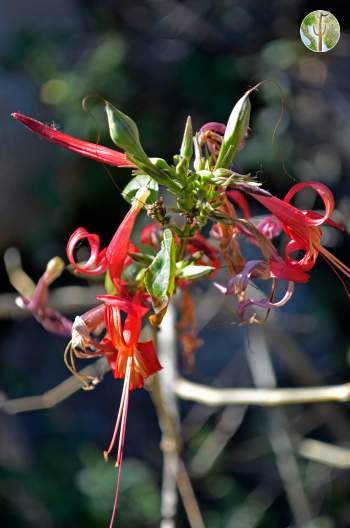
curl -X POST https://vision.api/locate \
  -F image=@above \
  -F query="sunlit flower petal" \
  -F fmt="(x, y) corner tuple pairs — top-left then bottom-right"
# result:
(12, 112), (135, 167)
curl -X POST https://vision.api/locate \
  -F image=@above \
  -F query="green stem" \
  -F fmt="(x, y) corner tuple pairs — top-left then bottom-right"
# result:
(177, 223), (192, 260)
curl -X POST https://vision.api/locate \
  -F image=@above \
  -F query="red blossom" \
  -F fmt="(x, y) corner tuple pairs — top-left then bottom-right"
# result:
(12, 112), (135, 168)
(67, 189), (149, 287)
(96, 293), (161, 526)
(247, 181), (350, 292)
(98, 294), (161, 389)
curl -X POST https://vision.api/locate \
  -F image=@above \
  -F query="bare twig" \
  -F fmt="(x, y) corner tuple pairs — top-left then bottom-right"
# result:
(299, 439), (350, 469)
(263, 322), (350, 440)
(148, 304), (205, 528)
(175, 378), (350, 406)
(181, 353), (246, 442)
(148, 304), (180, 528)
(246, 327), (313, 527)
(227, 484), (278, 528)
(4, 359), (350, 415)
(1, 358), (111, 414)
(177, 459), (205, 528)
(0, 287), (102, 319)
(190, 405), (246, 477)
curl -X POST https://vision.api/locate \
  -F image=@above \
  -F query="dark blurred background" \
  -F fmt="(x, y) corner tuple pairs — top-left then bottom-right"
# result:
(1, 1), (350, 526)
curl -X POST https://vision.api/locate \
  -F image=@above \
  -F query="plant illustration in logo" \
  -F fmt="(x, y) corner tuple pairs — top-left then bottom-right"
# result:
(300, 10), (340, 52)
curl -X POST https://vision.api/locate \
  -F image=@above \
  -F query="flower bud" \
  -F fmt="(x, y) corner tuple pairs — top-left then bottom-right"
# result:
(215, 92), (251, 169)
(44, 256), (65, 284)
(105, 103), (149, 163)
(177, 265), (215, 280)
(213, 168), (233, 178)
(180, 116), (193, 162)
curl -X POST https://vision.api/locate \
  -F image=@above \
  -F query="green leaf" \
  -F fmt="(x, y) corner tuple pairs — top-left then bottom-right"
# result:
(144, 229), (176, 313)
(177, 265), (214, 280)
(122, 176), (158, 205)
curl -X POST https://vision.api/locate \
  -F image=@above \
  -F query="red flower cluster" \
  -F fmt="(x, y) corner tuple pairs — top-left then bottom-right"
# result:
(11, 102), (350, 526)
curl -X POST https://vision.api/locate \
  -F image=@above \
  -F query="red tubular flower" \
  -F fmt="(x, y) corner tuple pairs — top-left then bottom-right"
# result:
(106, 207), (142, 286)
(247, 181), (350, 291)
(11, 112), (135, 168)
(96, 293), (161, 527)
(99, 294), (161, 388)
(67, 187), (150, 287)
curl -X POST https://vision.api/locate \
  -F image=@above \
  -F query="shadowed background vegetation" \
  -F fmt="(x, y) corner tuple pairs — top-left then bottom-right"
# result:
(1, 1), (350, 526)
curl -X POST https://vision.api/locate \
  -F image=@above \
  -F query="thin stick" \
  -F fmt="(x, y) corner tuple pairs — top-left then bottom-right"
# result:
(148, 303), (205, 528)
(299, 439), (350, 469)
(177, 459), (206, 528)
(245, 327), (313, 527)
(4, 361), (350, 415)
(151, 304), (180, 528)
(1, 358), (111, 414)
(175, 378), (350, 407)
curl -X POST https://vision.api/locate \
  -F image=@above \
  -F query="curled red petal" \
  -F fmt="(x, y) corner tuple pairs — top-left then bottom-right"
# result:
(305, 211), (345, 231)
(67, 227), (108, 275)
(284, 181), (334, 226)
(284, 239), (318, 272)
(12, 112), (135, 168)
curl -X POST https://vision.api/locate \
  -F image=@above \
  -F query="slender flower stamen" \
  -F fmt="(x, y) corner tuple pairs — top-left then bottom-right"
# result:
(108, 356), (132, 528)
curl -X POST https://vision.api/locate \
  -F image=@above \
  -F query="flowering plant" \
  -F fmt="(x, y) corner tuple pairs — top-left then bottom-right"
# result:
(10, 85), (350, 526)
